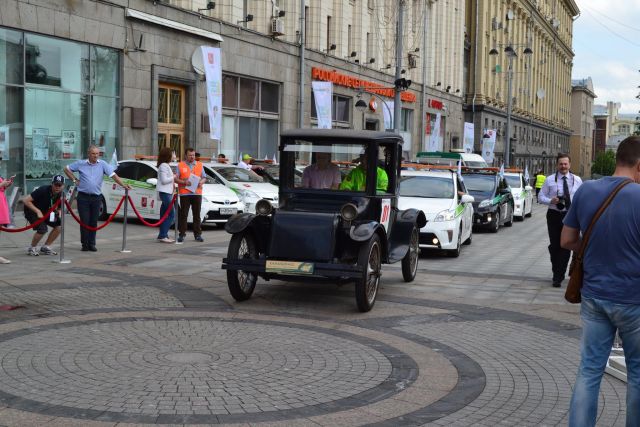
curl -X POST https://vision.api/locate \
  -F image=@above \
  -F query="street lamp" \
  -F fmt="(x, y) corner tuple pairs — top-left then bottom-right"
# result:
(355, 90), (393, 130)
(490, 44), (532, 167)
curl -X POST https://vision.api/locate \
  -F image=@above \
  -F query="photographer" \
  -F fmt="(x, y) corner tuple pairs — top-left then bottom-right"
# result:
(22, 175), (65, 256)
(539, 153), (583, 287)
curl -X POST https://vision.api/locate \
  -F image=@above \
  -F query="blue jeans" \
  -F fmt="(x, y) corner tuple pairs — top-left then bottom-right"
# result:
(569, 296), (640, 427)
(77, 192), (102, 248)
(157, 192), (175, 239)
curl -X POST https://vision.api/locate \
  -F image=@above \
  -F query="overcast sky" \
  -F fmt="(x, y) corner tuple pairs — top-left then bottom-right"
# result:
(572, 0), (640, 113)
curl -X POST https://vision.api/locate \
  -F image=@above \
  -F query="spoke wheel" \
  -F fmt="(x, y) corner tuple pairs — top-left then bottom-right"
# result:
(401, 227), (419, 282)
(355, 234), (381, 312)
(227, 232), (258, 301)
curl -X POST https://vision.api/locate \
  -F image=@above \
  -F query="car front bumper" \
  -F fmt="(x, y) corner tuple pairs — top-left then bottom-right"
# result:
(419, 220), (458, 250)
(473, 210), (496, 228)
(222, 257), (363, 279)
(200, 200), (245, 223)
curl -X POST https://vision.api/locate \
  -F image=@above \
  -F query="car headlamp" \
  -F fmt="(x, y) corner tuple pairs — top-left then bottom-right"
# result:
(479, 199), (492, 208)
(255, 199), (273, 216)
(434, 209), (455, 222)
(340, 203), (358, 221)
(239, 189), (260, 200)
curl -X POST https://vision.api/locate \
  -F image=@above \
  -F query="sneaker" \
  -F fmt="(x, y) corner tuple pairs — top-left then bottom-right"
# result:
(195, 235), (204, 242)
(27, 247), (39, 256)
(0, 257), (10, 264)
(158, 237), (174, 243)
(40, 246), (58, 255)
(177, 235), (185, 244)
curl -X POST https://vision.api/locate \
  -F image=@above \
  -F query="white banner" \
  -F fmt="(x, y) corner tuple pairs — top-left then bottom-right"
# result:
(312, 81), (332, 129)
(383, 101), (394, 130)
(428, 113), (441, 152)
(463, 122), (474, 153)
(202, 46), (222, 140)
(481, 129), (497, 165)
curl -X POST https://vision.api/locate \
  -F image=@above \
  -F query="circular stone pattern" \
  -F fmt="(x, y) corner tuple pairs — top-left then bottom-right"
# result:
(0, 319), (393, 417)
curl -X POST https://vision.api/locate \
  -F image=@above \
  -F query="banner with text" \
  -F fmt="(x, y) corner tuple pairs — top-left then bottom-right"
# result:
(312, 81), (333, 129)
(383, 101), (394, 130)
(427, 113), (442, 152)
(463, 122), (475, 153)
(481, 129), (497, 165)
(202, 46), (222, 140)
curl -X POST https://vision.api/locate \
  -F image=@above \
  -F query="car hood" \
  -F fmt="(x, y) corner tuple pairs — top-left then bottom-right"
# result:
(230, 182), (279, 198)
(202, 183), (240, 201)
(398, 197), (454, 219)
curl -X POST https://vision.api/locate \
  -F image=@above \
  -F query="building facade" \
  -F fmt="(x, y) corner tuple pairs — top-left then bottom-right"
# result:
(0, 0), (467, 194)
(569, 77), (595, 178)
(464, 0), (579, 173)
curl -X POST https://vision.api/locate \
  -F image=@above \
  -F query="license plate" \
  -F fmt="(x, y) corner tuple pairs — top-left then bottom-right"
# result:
(220, 208), (237, 215)
(265, 260), (314, 275)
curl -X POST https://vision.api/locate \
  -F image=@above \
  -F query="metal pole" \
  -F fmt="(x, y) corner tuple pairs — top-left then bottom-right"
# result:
(174, 194), (179, 243)
(420, 1), (429, 151)
(298, 0), (306, 128)
(393, 0), (405, 133)
(120, 189), (131, 253)
(55, 188), (71, 264)
(505, 54), (514, 167)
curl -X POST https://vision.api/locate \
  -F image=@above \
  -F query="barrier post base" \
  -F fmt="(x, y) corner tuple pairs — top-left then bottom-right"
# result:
(52, 259), (71, 264)
(118, 250), (132, 253)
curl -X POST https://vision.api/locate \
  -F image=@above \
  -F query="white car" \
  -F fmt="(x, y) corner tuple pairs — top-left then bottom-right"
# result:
(204, 163), (279, 214)
(504, 172), (533, 220)
(101, 160), (244, 224)
(398, 169), (474, 257)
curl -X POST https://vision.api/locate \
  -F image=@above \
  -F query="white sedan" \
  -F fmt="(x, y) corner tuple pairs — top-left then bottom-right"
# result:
(204, 163), (279, 214)
(398, 170), (474, 257)
(101, 160), (244, 224)
(504, 172), (533, 220)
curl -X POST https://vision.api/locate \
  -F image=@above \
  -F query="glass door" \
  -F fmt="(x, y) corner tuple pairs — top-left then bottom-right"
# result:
(158, 83), (185, 159)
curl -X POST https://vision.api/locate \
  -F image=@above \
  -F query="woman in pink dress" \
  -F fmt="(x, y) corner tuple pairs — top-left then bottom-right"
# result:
(0, 175), (13, 264)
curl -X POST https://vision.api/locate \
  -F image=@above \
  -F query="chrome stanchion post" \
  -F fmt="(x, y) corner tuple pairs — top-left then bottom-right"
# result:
(120, 189), (131, 253)
(55, 188), (71, 264)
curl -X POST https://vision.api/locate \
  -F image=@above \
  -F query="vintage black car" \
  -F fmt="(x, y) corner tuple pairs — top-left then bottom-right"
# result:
(462, 169), (514, 233)
(222, 129), (426, 312)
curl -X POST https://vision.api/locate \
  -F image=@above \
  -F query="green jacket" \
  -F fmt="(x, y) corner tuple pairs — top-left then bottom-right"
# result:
(340, 166), (389, 192)
(535, 174), (546, 189)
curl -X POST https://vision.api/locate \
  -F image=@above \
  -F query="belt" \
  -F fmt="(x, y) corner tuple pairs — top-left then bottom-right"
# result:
(78, 192), (101, 197)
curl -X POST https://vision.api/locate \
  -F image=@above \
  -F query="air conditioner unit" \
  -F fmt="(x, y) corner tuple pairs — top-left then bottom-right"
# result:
(271, 18), (285, 36)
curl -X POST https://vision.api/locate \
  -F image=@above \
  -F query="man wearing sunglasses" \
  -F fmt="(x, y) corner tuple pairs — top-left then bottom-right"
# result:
(22, 175), (66, 256)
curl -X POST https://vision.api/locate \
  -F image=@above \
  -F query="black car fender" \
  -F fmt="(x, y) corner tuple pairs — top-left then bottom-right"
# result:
(225, 212), (258, 234)
(387, 208), (427, 264)
(225, 213), (272, 254)
(350, 221), (389, 260)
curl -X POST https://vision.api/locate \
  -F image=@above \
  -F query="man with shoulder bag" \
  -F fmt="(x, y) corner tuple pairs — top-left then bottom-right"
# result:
(561, 135), (640, 427)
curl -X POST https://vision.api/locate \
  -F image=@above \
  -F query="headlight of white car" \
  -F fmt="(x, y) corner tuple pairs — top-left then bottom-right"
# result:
(434, 209), (455, 222)
(479, 199), (492, 208)
(238, 189), (260, 201)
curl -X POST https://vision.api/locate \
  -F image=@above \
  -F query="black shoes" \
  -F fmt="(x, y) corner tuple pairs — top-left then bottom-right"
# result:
(552, 280), (562, 288)
(82, 245), (98, 252)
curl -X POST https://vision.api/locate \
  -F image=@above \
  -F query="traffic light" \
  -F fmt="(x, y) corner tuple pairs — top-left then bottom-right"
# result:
(394, 78), (412, 91)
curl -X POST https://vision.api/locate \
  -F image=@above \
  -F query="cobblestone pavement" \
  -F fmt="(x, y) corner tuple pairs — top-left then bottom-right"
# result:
(0, 204), (627, 426)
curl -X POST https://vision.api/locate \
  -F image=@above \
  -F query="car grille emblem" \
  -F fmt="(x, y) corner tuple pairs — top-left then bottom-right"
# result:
(224, 199), (230, 205)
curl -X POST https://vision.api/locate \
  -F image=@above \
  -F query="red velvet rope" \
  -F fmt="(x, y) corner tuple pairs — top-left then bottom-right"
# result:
(64, 196), (126, 231)
(127, 194), (177, 227)
(0, 199), (62, 233)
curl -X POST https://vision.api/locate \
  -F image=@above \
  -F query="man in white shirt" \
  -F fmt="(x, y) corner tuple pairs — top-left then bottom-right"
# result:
(238, 154), (263, 172)
(538, 153), (583, 287)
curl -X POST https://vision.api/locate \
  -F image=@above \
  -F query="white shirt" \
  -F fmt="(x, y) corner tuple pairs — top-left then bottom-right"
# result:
(538, 171), (583, 212)
(238, 160), (252, 170)
(156, 163), (175, 194)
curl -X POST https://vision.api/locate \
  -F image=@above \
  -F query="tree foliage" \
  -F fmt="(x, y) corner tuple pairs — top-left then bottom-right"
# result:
(591, 150), (616, 177)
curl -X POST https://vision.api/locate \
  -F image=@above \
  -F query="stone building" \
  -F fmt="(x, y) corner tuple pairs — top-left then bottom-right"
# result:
(569, 77), (595, 178)
(464, 0), (579, 172)
(0, 0), (467, 194)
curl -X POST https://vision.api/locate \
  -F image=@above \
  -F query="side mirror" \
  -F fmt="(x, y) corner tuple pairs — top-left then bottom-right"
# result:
(460, 194), (474, 204)
(146, 178), (158, 186)
(524, 185), (533, 191)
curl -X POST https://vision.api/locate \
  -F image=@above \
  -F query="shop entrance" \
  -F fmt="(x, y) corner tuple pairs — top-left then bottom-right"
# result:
(158, 83), (186, 158)
(365, 119), (379, 131)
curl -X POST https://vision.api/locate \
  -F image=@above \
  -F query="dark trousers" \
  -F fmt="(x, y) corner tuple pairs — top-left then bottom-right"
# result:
(77, 192), (101, 248)
(546, 209), (571, 282)
(178, 195), (202, 237)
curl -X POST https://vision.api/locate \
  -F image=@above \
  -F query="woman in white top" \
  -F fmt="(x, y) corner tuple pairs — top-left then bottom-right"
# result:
(156, 147), (177, 243)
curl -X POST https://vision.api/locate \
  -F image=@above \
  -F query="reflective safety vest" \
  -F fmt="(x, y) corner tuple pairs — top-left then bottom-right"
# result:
(535, 174), (546, 189)
(339, 166), (389, 192)
(178, 161), (204, 195)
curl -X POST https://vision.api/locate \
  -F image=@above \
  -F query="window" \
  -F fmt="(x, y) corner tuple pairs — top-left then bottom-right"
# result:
(311, 93), (351, 124)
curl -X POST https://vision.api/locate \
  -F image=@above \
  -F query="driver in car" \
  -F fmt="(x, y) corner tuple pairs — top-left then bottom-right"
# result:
(302, 152), (341, 189)
(340, 154), (388, 192)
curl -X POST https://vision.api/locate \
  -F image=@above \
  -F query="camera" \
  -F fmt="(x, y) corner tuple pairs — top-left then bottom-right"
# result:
(556, 202), (565, 211)
(556, 195), (568, 211)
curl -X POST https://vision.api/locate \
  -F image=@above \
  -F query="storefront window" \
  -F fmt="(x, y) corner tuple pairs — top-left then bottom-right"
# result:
(238, 116), (259, 157)
(0, 86), (23, 184)
(0, 29), (22, 85)
(261, 82), (279, 113)
(311, 94), (351, 125)
(259, 119), (278, 159)
(25, 34), (89, 92)
(220, 116), (236, 160)
(93, 96), (118, 161)
(239, 78), (259, 110)
(222, 75), (238, 108)
(91, 46), (118, 96)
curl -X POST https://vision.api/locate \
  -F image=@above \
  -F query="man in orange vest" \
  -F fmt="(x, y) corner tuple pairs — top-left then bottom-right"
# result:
(175, 147), (207, 243)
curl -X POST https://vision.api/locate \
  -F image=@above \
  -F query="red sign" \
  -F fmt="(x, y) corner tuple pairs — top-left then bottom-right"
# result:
(427, 99), (444, 110)
(311, 67), (416, 103)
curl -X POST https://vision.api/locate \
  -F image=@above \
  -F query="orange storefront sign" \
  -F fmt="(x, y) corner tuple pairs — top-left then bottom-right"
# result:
(311, 67), (416, 103)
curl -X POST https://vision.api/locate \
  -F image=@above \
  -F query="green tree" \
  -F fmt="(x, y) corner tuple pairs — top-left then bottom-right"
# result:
(591, 150), (616, 176)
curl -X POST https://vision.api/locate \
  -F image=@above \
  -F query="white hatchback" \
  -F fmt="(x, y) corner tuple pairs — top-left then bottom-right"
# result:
(101, 160), (244, 224)
(504, 172), (533, 220)
(398, 170), (474, 257)
(204, 163), (279, 214)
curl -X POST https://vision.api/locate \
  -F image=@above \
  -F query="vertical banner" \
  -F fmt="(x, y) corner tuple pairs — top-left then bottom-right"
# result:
(0, 126), (9, 161)
(312, 81), (332, 129)
(463, 122), (475, 153)
(428, 113), (441, 152)
(481, 129), (497, 165)
(202, 46), (222, 140)
(383, 101), (394, 130)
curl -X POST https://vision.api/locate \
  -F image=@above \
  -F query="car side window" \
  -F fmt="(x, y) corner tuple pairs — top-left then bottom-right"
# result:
(137, 164), (157, 182)
(115, 162), (137, 180)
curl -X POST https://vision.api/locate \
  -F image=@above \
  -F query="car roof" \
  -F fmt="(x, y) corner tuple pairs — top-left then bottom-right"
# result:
(504, 172), (521, 176)
(401, 170), (454, 179)
(120, 159), (157, 168)
(280, 128), (402, 143)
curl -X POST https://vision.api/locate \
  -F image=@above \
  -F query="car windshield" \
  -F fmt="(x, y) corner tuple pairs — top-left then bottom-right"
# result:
(505, 175), (521, 188)
(400, 176), (454, 198)
(463, 174), (496, 195)
(212, 166), (263, 183)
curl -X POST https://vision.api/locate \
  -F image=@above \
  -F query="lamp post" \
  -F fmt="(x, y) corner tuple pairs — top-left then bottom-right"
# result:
(489, 45), (532, 167)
